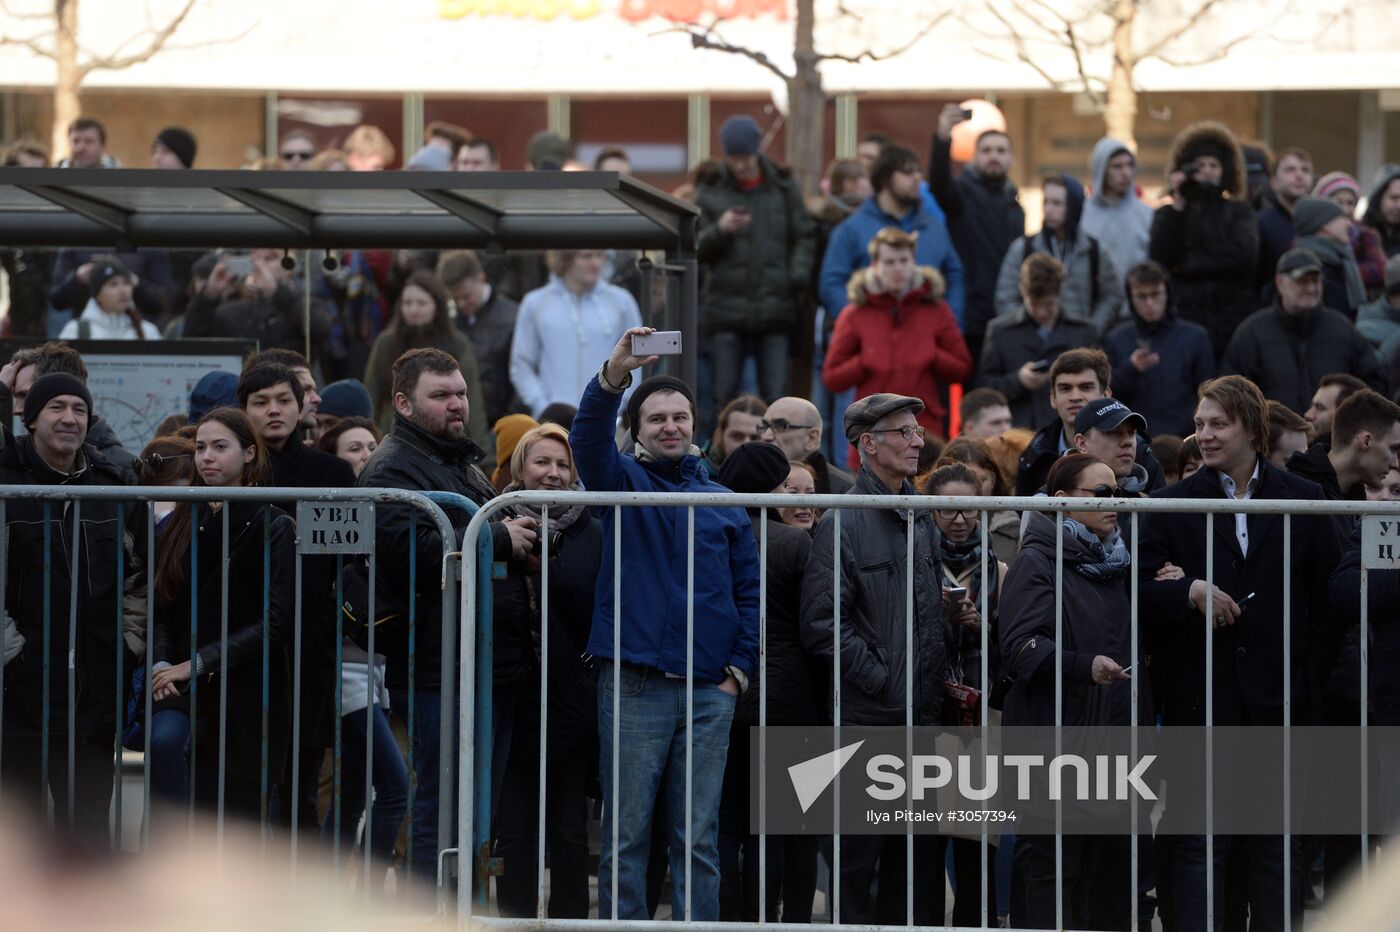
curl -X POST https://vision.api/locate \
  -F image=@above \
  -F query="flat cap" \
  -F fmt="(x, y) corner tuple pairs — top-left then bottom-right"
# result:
(843, 393), (924, 443)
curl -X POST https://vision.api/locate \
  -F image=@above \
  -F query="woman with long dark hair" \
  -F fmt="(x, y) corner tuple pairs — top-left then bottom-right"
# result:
(363, 270), (487, 440)
(148, 408), (295, 822)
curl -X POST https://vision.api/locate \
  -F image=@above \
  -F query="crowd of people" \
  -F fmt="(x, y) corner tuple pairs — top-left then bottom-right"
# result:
(3, 106), (1400, 929)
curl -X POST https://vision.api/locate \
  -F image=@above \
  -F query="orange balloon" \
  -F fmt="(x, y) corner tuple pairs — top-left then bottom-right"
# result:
(950, 99), (1009, 163)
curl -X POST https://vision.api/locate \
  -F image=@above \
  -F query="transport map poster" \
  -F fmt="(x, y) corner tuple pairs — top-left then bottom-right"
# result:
(1, 339), (255, 453)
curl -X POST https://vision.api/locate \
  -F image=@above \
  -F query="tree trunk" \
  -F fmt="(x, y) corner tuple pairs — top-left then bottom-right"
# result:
(1103, 0), (1138, 148)
(786, 0), (824, 197)
(51, 0), (81, 161)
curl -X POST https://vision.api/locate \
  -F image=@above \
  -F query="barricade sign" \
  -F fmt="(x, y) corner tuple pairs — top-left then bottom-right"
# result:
(296, 501), (375, 554)
(1362, 514), (1400, 569)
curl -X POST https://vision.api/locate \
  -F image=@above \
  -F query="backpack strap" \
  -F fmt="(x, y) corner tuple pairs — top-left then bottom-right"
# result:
(77, 318), (91, 340)
(1088, 236), (1100, 310)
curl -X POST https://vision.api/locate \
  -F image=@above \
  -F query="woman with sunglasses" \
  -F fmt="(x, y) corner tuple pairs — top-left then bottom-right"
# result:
(997, 452), (1149, 929)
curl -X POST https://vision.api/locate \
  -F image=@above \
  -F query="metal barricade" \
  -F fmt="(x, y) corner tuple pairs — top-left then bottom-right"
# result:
(458, 489), (1400, 931)
(0, 483), (465, 904)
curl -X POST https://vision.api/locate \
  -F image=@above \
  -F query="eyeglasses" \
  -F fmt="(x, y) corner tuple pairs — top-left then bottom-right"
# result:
(868, 425), (926, 442)
(1071, 485), (1125, 498)
(934, 508), (979, 521)
(757, 418), (813, 434)
(281, 150), (314, 161)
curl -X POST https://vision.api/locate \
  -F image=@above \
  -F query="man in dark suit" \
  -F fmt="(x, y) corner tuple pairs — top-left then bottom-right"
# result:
(1138, 374), (1341, 932)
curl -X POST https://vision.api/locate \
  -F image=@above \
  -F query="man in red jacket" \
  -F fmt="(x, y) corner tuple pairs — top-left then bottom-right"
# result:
(822, 226), (972, 469)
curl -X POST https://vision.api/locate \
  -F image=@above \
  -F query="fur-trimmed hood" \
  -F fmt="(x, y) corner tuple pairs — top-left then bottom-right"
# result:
(1166, 120), (1247, 201)
(846, 264), (946, 306)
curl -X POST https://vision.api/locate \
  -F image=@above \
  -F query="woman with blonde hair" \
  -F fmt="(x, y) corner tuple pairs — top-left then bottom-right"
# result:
(492, 423), (601, 918)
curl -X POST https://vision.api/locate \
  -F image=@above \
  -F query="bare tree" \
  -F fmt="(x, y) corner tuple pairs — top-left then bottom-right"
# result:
(962, 0), (1320, 149)
(665, 0), (950, 195)
(1, 0), (254, 159)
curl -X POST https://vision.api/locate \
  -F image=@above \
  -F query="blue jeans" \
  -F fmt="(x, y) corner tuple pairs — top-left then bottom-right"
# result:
(597, 664), (736, 921)
(810, 347), (854, 468)
(388, 687), (454, 884)
(149, 708), (192, 809)
(710, 331), (788, 407)
(322, 703), (409, 872)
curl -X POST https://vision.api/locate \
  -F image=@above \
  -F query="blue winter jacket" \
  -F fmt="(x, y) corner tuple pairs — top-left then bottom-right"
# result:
(573, 373), (761, 682)
(819, 197), (967, 328)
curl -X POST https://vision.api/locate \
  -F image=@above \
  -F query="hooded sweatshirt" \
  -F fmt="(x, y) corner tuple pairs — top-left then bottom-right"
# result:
(1081, 138), (1155, 294)
(993, 173), (1123, 332)
(1102, 268), (1216, 437)
(1363, 164), (1400, 258)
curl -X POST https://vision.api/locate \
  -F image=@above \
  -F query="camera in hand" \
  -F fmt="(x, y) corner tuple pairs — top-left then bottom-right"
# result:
(531, 529), (565, 557)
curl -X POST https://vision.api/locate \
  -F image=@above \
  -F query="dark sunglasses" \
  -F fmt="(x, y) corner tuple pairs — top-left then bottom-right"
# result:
(1071, 484), (1125, 499)
(281, 150), (314, 161)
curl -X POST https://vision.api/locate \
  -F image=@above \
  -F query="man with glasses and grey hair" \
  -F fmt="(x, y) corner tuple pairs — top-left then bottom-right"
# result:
(799, 392), (957, 924)
(758, 395), (852, 494)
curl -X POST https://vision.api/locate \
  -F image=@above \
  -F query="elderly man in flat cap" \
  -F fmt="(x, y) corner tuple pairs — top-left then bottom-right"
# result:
(798, 392), (959, 925)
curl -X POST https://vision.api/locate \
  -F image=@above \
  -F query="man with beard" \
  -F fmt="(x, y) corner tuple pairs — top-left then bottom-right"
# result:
(358, 347), (536, 885)
(1255, 148), (1314, 289)
(819, 145), (966, 329)
(930, 104), (1025, 367)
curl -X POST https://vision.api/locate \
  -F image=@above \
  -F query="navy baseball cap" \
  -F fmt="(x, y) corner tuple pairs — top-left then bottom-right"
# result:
(1074, 398), (1147, 435)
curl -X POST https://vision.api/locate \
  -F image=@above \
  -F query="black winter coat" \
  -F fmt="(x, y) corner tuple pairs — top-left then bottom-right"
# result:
(490, 507), (601, 755)
(268, 437), (356, 748)
(1331, 528), (1400, 724)
(735, 512), (817, 726)
(799, 466), (950, 725)
(152, 501), (295, 783)
(455, 290), (524, 428)
(0, 437), (141, 737)
(1221, 302), (1384, 415)
(976, 310), (1100, 431)
(1149, 200), (1258, 359)
(183, 283), (331, 358)
(357, 414), (511, 691)
(999, 513), (1148, 727)
(696, 154), (816, 334)
(1137, 460), (1340, 726)
(928, 134), (1024, 345)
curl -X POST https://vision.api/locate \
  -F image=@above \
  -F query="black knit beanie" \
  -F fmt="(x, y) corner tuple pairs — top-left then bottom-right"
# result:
(717, 440), (792, 494)
(626, 375), (696, 443)
(154, 126), (197, 168)
(23, 373), (92, 429)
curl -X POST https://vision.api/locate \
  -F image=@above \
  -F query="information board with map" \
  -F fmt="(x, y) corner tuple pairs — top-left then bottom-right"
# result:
(1, 339), (255, 452)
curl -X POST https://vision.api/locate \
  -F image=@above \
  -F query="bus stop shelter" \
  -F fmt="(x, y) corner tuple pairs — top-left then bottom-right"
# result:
(0, 167), (701, 384)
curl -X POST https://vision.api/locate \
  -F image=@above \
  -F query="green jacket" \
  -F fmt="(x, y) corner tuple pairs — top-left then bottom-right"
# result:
(696, 155), (816, 333)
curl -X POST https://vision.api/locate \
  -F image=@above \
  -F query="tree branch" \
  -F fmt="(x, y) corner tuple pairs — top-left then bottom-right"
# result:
(1064, 22), (1106, 100)
(78, 0), (196, 77)
(815, 9), (951, 65)
(0, 0), (54, 21)
(658, 21), (794, 81)
(0, 31), (56, 61)
(1138, 0), (1226, 60)
(979, 3), (1075, 91)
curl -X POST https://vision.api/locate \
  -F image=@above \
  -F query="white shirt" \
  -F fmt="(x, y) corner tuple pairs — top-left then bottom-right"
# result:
(59, 298), (162, 341)
(510, 276), (642, 416)
(1217, 460), (1261, 556)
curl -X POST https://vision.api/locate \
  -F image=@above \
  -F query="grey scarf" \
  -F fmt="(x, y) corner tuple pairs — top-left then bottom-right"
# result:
(1063, 517), (1132, 581)
(501, 481), (587, 532)
(1297, 233), (1367, 311)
